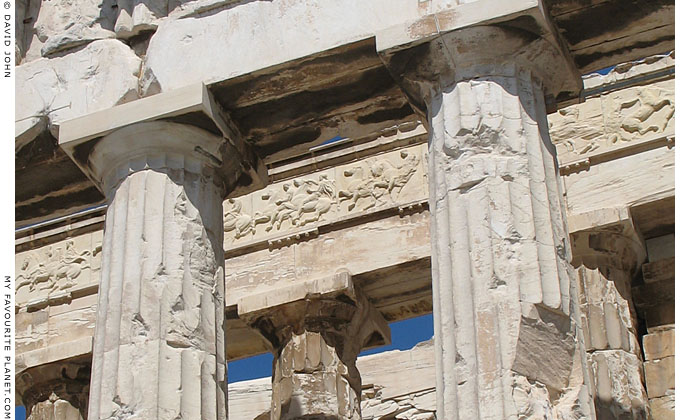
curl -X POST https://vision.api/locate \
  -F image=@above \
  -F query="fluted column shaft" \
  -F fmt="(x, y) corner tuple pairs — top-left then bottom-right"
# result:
(271, 306), (362, 420)
(28, 396), (85, 420)
(427, 65), (585, 419)
(571, 227), (649, 419)
(86, 122), (231, 420)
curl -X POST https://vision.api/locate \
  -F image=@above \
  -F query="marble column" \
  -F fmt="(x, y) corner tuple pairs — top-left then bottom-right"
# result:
(17, 358), (91, 420)
(382, 25), (592, 419)
(238, 273), (390, 420)
(78, 121), (250, 420)
(571, 220), (650, 419)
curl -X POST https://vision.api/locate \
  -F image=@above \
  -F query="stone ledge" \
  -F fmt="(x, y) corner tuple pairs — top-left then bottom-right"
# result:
(16, 336), (93, 374)
(237, 271), (355, 316)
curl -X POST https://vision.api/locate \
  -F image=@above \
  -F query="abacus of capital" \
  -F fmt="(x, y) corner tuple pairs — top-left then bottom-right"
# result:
(15, 1), (675, 420)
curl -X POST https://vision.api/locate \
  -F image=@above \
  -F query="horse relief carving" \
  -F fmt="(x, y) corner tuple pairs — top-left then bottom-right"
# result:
(17, 240), (93, 296)
(224, 175), (337, 239)
(553, 85), (675, 159)
(609, 88), (675, 143)
(338, 150), (419, 211)
(223, 149), (421, 241)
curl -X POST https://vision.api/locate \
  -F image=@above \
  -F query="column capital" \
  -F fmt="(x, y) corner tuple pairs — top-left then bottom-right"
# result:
(569, 207), (647, 275)
(238, 271), (391, 355)
(239, 272), (390, 419)
(376, 0), (582, 114)
(58, 83), (267, 199)
(16, 356), (91, 419)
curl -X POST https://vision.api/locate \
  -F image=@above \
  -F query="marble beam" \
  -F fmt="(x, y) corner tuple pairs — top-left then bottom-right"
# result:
(238, 272), (391, 420)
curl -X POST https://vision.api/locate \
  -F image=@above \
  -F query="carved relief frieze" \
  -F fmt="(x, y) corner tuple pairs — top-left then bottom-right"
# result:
(15, 231), (102, 307)
(550, 79), (675, 165)
(223, 145), (428, 245)
(604, 84), (675, 143)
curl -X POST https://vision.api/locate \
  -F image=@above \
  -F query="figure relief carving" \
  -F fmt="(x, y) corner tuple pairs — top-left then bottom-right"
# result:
(223, 149), (422, 241)
(225, 175), (338, 239)
(16, 240), (95, 298)
(553, 85), (674, 159)
(338, 150), (419, 211)
(224, 199), (256, 239)
(609, 88), (675, 143)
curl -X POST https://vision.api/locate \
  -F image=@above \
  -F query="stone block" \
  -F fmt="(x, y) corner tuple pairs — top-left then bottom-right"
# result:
(16, 40), (140, 135)
(21, 0), (117, 61)
(642, 257), (675, 284)
(633, 279), (674, 310)
(143, 0), (424, 91)
(562, 146), (674, 216)
(601, 79), (675, 144)
(643, 329), (675, 361)
(649, 392), (675, 420)
(644, 356), (675, 399)
(237, 271), (354, 315)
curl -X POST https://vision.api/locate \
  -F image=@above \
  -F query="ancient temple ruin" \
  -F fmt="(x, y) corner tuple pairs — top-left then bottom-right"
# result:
(15, 0), (675, 419)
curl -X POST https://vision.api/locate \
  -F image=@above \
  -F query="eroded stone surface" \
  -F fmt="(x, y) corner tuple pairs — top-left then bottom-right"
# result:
(588, 351), (648, 419)
(398, 29), (586, 417)
(15, 40), (140, 140)
(239, 274), (390, 420)
(644, 357), (675, 400)
(141, 0), (423, 92)
(223, 144), (427, 245)
(20, 0), (118, 61)
(14, 46), (677, 420)
(17, 357), (91, 420)
(16, 231), (102, 308)
(649, 391), (675, 420)
(570, 220), (650, 419)
(71, 122), (240, 420)
(549, 79), (674, 165)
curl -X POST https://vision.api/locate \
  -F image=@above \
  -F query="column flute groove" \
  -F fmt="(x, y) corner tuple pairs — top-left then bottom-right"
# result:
(379, 23), (591, 418)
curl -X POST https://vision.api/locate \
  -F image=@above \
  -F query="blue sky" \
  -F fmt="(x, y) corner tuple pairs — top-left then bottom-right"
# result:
(16, 314), (433, 419)
(228, 313), (433, 382)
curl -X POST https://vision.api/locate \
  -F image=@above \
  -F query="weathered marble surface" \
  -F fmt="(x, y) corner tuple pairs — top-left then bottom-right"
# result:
(17, 357), (91, 420)
(562, 146), (674, 217)
(15, 56), (677, 379)
(15, 40), (141, 147)
(570, 215), (650, 419)
(549, 78), (674, 167)
(227, 341), (436, 420)
(16, 231), (102, 308)
(377, 20), (588, 417)
(239, 273), (390, 420)
(14, 51), (677, 420)
(223, 144), (427, 245)
(426, 71), (587, 418)
(64, 122), (236, 420)
(141, 0), (424, 92)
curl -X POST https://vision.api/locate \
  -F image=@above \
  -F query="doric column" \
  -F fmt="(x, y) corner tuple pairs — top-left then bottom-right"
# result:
(86, 123), (227, 420)
(59, 86), (266, 420)
(570, 211), (649, 419)
(17, 357), (91, 420)
(238, 272), (390, 420)
(379, 10), (589, 419)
